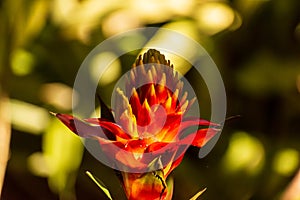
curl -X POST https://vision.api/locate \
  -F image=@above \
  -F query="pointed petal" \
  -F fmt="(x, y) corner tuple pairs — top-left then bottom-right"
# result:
(163, 96), (172, 113)
(182, 128), (220, 148)
(185, 116), (220, 126)
(159, 73), (166, 86)
(129, 87), (142, 117)
(155, 84), (168, 102)
(145, 84), (157, 106)
(137, 99), (151, 126)
(179, 91), (188, 107)
(56, 113), (103, 138)
(56, 113), (130, 140)
(179, 117), (220, 134)
(147, 69), (154, 83)
(119, 109), (138, 138)
(84, 118), (132, 139)
(190, 128), (220, 147)
(171, 89), (179, 109)
(150, 65), (157, 82)
(185, 97), (196, 113)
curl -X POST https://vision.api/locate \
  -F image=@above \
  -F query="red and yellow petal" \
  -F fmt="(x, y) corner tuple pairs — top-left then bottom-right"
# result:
(122, 171), (168, 200)
(55, 49), (223, 200)
(55, 113), (131, 140)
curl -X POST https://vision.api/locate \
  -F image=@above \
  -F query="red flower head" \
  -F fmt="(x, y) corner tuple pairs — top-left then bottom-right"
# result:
(55, 49), (220, 200)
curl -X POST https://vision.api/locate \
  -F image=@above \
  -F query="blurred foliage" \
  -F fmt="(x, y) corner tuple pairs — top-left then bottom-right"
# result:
(1, 0), (300, 199)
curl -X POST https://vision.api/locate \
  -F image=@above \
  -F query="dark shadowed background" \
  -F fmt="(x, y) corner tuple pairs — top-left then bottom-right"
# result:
(1, 0), (300, 199)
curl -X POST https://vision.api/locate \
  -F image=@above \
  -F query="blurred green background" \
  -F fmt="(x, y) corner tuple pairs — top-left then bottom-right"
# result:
(1, 0), (300, 199)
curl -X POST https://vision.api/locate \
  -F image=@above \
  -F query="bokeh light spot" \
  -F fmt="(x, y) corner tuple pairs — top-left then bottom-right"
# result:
(194, 2), (235, 35)
(10, 99), (50, 134)
(118, 32), (147, 53)
(39, 83), (76, 111)
(102, 10), (141, 37)
(11, 49), (35, 76)
(90, 52), (121, 86)
(222, 131), (265, 174)
(130, 0), (170, 23)
(273, 148), (299, 176)
(27, 152), (49, 177)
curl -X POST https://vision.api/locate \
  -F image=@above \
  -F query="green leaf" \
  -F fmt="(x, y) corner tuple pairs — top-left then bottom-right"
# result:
(189, 188), (207, 200)
(86, 171), (113, 200)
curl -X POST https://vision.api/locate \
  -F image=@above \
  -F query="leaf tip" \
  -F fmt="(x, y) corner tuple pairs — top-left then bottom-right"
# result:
(49, 111), (57, 116)
(189, 187), (207, 200)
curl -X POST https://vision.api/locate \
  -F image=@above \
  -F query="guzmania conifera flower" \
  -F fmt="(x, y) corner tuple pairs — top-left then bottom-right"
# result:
(54, 49), (220, 200)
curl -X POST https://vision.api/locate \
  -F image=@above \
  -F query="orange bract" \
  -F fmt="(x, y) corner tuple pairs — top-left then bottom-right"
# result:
(55, 49), (220, 200)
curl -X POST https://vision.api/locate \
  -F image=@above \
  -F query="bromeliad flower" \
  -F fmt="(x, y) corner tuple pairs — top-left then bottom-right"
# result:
(54, 49), (221, 200)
